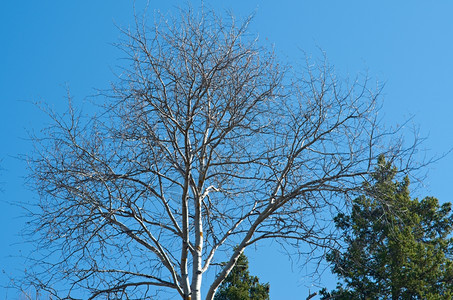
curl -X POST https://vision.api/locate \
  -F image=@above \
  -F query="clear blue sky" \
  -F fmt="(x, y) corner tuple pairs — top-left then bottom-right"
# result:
(1, 1), (453, 299)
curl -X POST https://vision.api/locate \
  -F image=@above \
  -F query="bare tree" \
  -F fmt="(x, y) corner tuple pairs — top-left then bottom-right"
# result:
(23, 7), (418, 300)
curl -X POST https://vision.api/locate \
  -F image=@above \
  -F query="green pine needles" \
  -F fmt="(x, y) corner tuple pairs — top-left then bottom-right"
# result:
(214, 253), (270, 300)
(322, 156), (453, 299)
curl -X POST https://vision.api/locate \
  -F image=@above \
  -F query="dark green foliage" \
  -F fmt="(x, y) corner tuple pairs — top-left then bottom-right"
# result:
(214, 253), (270, 300)
(321, 156), (453, 299)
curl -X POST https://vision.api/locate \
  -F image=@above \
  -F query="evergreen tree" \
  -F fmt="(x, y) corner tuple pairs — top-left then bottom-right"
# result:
(214, 253), (270, 300)
(321, 156), (453, 299)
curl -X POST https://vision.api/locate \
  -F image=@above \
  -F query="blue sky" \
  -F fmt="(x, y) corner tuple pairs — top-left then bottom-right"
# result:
(1, 1), (453, 299)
